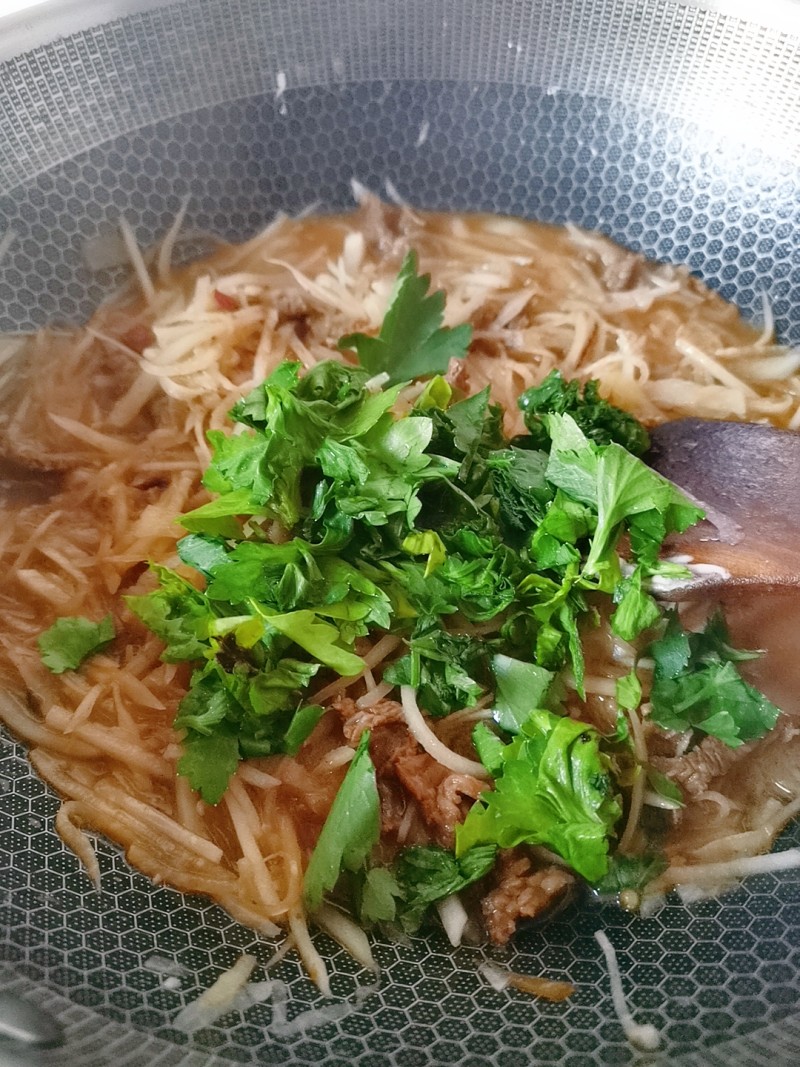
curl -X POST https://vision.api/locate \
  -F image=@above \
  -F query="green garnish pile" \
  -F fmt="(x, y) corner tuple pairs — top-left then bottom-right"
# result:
(38, 251), (780, 926)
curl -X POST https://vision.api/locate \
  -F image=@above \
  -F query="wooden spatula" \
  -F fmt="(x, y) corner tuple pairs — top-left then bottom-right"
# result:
(647, 418), (800, 595)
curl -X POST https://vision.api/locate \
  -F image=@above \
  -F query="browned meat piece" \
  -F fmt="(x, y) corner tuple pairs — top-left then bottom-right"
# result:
(393, 751), (485, 848)
(334, 696), (407, 747)
(120, 323), (157, 353)
(377, 778), (408, 835)
(334, 696), (420, 836)
(438, 773), (486, 830)
(650, 734), (747, 797)
(642, 720), (687, 760)
(333, 695), (485, 846)
(482, 850), (574, 946)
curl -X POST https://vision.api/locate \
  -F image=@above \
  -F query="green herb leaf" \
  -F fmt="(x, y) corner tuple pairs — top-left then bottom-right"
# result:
(303, 732), (380, 912)
(592, 852), (668, 895)
(487, 447), (552, 537)
(648, 611), (780, 747)
(177, 728), (240, 805)
(337, 251), (472, 384)
(358, 866), (404, 924)
(253, 606), (365, 676)
(392, 843), (497, 931)
(177, 533), (231, 577)
(402, 529), (447, 577)
(615, 670), (641, 713)
(456, 708), (621, 882)
(283, 704), (325, 756)
(519, 369), (650, 455)
(38, 614), (116, 674)
(248, 659), (321, 717)
(383, 626), (488, 718)
(611, 566), (661, 641)
(125, 566), (214, 663)
(645, 768), (684, 809)
(584, 443), (704, 582)
(491, 654), (554, 734)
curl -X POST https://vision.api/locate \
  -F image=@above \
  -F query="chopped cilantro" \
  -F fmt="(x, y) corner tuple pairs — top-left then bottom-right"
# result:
(303, 732), (380, 912)
(645, 768), (684, 810)
(491, 654), (555, 734)
(38, 614), (116, 674)
(338, 250), (472, 384)
(177, 728), (240, 806)
(518, 369), (650, 455)
(592, 852), (668, 895)
(391, 843), (497, 931)
(615, 669), (642, 713)
(383, 625), (489, 717)
(647, 611), (780, 747)
(456, 708), (622, 882)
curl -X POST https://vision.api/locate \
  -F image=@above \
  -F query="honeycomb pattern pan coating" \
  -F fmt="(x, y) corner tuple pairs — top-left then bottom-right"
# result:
(2, 2), (800, 1065)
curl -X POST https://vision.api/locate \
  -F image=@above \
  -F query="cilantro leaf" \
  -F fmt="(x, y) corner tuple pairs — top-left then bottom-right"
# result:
(303, 732), (380, 912)
(283, 704), (325, 756)
(357, 866), (404, 924)
(253, 607), (365, 676)
(456, 708), (622, 882)
(491, 654), (555, 734)
(645, 768), (684, 810)
(519, 369), (650, 455)
(441, 388), (505, 485)
(177, 728), (240, 806)
(391, 844), (497, 931)
(174, 668), (246, 735)
(402, 530), (447, 577)
(338, 251), (472, 384)
(592, 852), (668, 895)
(615, 670), (642, 713)
(487, 447), (552, 538)
(383, 626), (489, 718)
(38, 614), (116, 674)
(584, 443), (703, 583)
(177, 533), (230, 577)
(125, 566), (214, 662)
(611, 566), (661, 641)
(472, 722), (507, 775)
(248, 659), (322, 717)
(648, 611), (780, 747)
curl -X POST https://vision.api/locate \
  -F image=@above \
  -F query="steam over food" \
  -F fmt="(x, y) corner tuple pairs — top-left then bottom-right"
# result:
(1, 201), (800, 989)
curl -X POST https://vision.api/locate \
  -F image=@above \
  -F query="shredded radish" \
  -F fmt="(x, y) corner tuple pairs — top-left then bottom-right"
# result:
(321, 745), (357, 769)
(144, 955), (187, 977)
(661, 846), (800, 888)
(289, 910), (330, 996)
(480, 961), (509, 992)
(594, 931), (661, 1052)
(236, 763), (281, 789)
(364, 371), (390, 392)
(55, 802), (101, 889)
(356, 681), (394, 708)
(314, 902), (377, 973)
(172, 954), (257, 1033)
(400, 686), (489, 778)
(118, 216), (156, 304)
(156, 194), (192, 283)
(436, 894), (469, 947)
(267, 977), (378, 1037)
